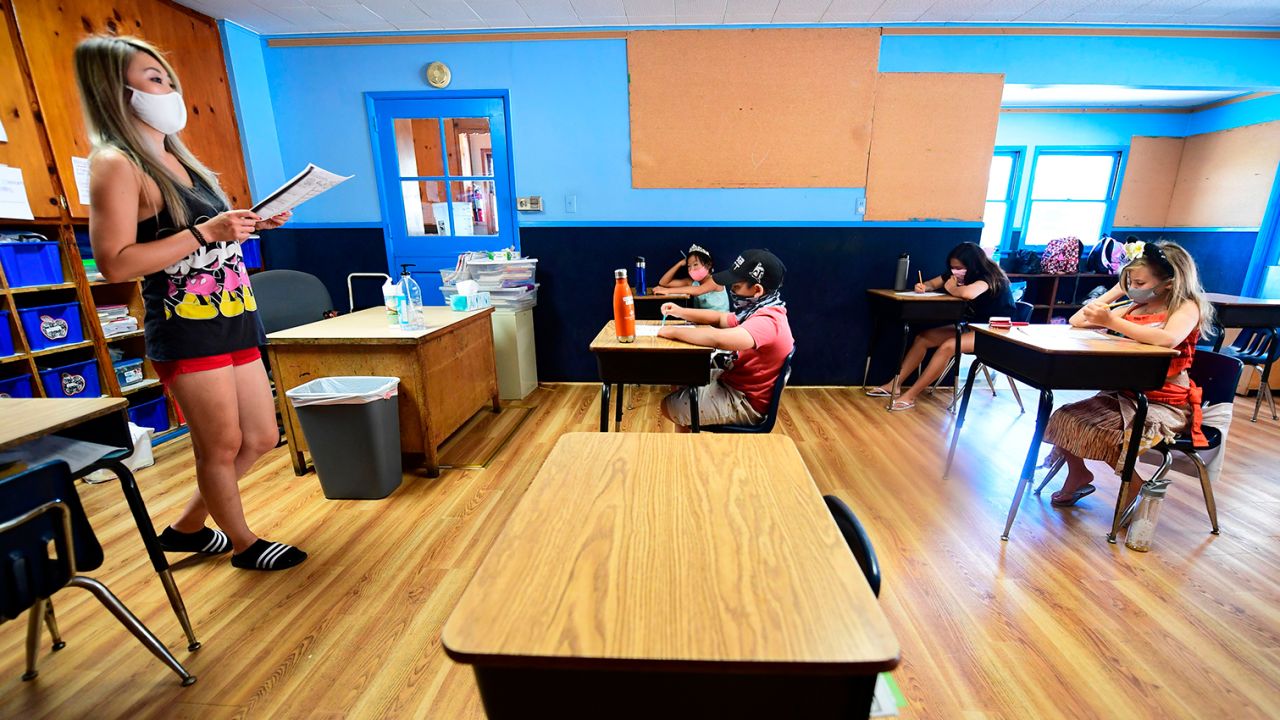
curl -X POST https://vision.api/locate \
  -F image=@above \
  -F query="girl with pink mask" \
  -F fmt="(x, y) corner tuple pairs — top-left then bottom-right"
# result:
(653, 244), (731, 313)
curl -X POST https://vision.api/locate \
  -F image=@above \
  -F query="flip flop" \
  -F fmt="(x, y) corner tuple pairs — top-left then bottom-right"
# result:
(865, 386), (895, 398)
(1051, 484), (1096, 507)
(888, 399), (915, 412)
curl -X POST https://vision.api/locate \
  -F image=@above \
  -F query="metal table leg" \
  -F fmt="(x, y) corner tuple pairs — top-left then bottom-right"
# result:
(862, 312), (882, 389)
(599, 383), (611, 432)
(944, 361), (982, 478)
(614, 383), (625, 431)
(1002, 389), (1053, 541)
(1109, 392), (1149, 544)
(690, 387), (701, 433)
(888, 321), (911, 410)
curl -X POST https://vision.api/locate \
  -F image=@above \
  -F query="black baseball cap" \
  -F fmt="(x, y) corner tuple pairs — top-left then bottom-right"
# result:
(712, 249), (786, 292)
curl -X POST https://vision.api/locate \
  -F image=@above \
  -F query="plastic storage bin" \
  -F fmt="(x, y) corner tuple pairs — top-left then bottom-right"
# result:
(0, 310), (13, 357)
(286, 376), (402, 500)
(0, 240), (64, 287)
(0, 374), (34, 398)
(39, 359), (100, 398)
(19, 302), (84, 351)
(128, 396), (169, 433)
(114, 359), (145, 388)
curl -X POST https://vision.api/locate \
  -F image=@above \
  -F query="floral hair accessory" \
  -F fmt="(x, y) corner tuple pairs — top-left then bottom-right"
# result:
(1122, 240), (1145, 262)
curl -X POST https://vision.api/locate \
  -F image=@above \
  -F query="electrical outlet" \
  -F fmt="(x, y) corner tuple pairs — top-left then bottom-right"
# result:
(565, 194), (578, 213)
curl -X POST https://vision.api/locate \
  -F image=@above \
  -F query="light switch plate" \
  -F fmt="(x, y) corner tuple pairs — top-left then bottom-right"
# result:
(856, 197), (867, 215)
(517, 196), (543, 212)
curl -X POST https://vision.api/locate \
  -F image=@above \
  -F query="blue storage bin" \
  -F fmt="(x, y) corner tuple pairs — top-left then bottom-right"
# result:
(0, 241), (64, 287)
(18, 302), (84, 350)
(128, 396), (169, 432)
(242, 237), (262, 269)
(0, 374), (34, 398)
(39, 359), (101, 398)
(0, 310), (13, 357)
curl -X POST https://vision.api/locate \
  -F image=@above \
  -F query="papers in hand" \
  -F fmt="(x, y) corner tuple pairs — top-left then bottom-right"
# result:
(894, 291), (946, 297)
(252, 163), (352, 218)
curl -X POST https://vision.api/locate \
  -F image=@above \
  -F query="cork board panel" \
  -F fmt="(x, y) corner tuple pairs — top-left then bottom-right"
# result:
(628, 28), (880, 188)
(864, 72), (1004, 221)
(1168, 120), (1280, 228)
(1114, 136), (1185, 227)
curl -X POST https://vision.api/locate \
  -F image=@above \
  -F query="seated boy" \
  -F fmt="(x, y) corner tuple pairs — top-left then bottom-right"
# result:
(658, 249), (794, 429)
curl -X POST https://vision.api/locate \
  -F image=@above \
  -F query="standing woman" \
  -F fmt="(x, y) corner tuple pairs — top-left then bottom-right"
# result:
(75, 36), (306, 571)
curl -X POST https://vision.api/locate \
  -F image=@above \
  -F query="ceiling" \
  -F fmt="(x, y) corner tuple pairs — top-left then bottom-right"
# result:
(1001, 84), (1250, 108)
(177, 0), (1280, 35)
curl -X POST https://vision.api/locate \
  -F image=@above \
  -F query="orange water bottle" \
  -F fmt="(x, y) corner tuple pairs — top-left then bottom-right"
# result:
(613, 269), (636, 343)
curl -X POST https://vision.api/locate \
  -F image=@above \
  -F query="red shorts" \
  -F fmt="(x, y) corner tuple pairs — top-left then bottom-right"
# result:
(153, 347), (262, 386)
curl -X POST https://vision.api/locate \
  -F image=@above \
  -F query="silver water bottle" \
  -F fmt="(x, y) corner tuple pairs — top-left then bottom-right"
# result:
(894, 253), (910, 291)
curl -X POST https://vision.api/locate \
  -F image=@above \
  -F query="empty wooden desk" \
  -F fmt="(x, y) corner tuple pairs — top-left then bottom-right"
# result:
(945, 324), (1177, 542)
(266, 306), (499, 478)
(633, 292), (689, 320)
(863, 289), (966, 408)
(589, 320), (714, 432)
(443, 433), (900, 720)
(0, 398), (200, 651)
(1206, 293), (1280, 349)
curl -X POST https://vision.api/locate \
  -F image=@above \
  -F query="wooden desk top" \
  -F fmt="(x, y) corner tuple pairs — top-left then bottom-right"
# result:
(973, 323), (1179, 357)
(634, 293), (690, 301)
(443, 433), (900, 673)
(266, 306), (494, 345)
(589, 320), (715, 354)
(1206, 293), (1280, 308)
(0, 398), (127, 450)
(867, 288), (964, 303)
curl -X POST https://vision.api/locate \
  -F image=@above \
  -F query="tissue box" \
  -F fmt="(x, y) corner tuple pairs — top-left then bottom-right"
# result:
(450, 292), (492, 312)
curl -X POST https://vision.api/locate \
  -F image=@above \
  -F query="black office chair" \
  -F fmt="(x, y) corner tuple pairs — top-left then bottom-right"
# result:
(1218, 328), (1278, 423)
(1036, 350), (1243, 534)
(1, 461), (195, 685)
(704, 348), (795, 434)
(936, 301), (1033, 413)
(252, 269), (335, 335)
(823, 495), (881, 597)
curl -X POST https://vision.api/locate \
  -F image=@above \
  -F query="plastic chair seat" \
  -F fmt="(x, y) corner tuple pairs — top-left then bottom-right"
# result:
(1163, 424), (1222, 453)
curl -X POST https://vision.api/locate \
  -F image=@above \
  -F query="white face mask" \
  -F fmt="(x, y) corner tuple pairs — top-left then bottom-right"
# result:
(128, 86), (187, 135)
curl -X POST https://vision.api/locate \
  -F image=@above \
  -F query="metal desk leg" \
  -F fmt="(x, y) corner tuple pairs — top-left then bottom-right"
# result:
(1211, 320), (1226, 352)
(690, 387), (701, 433)
(104, 459), (201, 651)
(944, 361), (982, 478)
(861, 313), (881, 389)
(1002, 389), (1053, 541)
(888, 321), (910, 410)
(614, 383), (625, 431)
(1109, 392), (1149, 544)
(951, 323), (963, 413)
(599, 383), (611, 432)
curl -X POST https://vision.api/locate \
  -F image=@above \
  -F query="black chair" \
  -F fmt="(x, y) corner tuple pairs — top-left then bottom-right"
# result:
(823, 495), (880, 597)
(252, 269), (334, 335)
(704, 348), (795, 434)
(1219, 328), (1278, 423)
(1035, 350), (1243, 534)
(0, 461), (195, 685)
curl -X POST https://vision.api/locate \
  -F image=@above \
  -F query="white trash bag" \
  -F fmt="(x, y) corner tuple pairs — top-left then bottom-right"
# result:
(286, 376), (399, 407)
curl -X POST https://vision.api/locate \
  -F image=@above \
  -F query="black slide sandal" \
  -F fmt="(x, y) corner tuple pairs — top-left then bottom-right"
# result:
(158, 526), (233, 555)
(231, 539), (308, 571)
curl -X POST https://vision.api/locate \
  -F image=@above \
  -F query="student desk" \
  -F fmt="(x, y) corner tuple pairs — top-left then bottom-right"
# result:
(1206, 293), (1280, 351)
(0, 398), (201, 651)
(589, 320), (714, 432)
(266, 306), (500, 478)
(633, 292), (689, 320)
(862, 289), (966, 408)
(442, 433), (900, 720)
(945, 324), (1177, 543)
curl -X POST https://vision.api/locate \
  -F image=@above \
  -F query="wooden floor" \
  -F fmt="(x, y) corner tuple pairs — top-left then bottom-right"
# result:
(2, 382), (1279, 719)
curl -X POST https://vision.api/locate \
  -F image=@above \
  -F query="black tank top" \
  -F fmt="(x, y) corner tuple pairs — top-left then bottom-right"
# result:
(136, 174), (265, 362)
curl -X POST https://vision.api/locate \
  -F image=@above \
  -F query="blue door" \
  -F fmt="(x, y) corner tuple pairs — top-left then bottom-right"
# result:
(367, 93), (518, 304)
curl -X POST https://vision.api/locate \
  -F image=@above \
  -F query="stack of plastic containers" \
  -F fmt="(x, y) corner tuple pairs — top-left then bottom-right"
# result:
(440, 252), (539, 311)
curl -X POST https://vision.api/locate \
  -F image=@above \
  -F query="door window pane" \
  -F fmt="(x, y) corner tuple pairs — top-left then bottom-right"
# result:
(393, 118), (444, 177)
(449, 181), (499, 236)
(1030, 155), (1115, 200)
(1024, 201), (1107, 246)
(444, 118), (493, 177)
(981, 201), (1007, 249)
(987, 155), (1013, 201)
(400, 181), (448, 235)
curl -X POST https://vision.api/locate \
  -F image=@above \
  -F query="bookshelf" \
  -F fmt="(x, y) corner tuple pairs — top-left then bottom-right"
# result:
(1008, 273), (1119, 323)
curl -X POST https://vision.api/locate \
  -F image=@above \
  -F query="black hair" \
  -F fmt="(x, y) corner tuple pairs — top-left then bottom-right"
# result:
(946, 242), (1009, 293)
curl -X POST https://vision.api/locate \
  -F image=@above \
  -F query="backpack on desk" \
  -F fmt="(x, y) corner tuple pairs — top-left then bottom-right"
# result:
(1041, 236), (1083, 274)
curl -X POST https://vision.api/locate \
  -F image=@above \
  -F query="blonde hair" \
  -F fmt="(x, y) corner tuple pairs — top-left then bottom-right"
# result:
(73, 35), (226, 228)
(1120, 240), (1216, 335)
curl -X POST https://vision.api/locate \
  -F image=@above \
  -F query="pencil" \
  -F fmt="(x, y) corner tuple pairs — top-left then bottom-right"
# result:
(1107, 300), (1134, 309)
(917, 270), (923, 287)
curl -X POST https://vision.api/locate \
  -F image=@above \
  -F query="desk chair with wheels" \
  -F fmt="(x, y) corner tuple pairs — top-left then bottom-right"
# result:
(1219, 328), (1278, 423)
(1, 461), (195, 686)
(823, 495), (881, 597)
(703, 348), (795, 434)
(1035, 350), (1243, 534)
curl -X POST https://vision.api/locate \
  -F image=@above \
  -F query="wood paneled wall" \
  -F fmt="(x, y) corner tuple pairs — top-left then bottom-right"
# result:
(1113, 136), (1185, 228)
(0, 1), (60, 218)
(7, 0), (249, 218)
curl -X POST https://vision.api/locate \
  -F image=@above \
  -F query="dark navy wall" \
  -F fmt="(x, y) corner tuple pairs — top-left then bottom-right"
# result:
(259, 227), (390, 312)
(1114, 230), (1256, 296)
(521, 226), (980, 386)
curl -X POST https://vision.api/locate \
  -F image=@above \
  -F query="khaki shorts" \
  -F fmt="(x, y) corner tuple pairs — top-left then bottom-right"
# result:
(662, 371), (763, 428)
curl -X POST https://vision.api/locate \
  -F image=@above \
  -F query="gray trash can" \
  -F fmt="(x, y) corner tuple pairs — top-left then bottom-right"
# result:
(285, 376), (402, 500)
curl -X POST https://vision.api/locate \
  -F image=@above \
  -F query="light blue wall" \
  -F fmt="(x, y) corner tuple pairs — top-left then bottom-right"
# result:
(226, 28), (1280, 227)
(219, 21), (285, 199)
(1187, 92), (1280, 134)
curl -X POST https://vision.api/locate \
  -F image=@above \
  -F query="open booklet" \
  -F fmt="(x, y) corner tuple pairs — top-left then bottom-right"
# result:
(252, 163), (352, 218)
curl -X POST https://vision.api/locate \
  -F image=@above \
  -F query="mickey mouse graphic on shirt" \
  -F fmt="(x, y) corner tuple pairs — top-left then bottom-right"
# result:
(162, 238), (257, 321)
